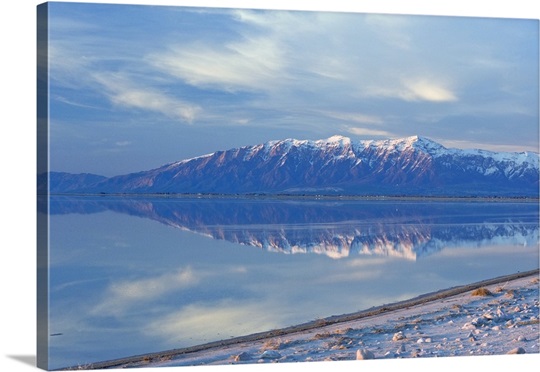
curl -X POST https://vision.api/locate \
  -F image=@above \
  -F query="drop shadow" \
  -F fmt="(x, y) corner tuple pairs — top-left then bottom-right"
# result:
(6, 355), (36, 367)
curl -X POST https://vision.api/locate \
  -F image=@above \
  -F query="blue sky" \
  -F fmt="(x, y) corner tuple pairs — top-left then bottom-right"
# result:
(46, 2), (539, 176)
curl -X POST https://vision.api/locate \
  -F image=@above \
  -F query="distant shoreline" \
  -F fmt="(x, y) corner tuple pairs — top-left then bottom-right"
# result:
(42, 192), (539, 203)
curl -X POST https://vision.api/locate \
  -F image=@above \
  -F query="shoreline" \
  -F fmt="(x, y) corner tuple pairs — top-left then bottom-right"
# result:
(45, 192), (539, 203)
(64, 269), (539, 370)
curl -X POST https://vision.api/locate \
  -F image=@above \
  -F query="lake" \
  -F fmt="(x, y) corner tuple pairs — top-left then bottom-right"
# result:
(42, 196), (539, 369)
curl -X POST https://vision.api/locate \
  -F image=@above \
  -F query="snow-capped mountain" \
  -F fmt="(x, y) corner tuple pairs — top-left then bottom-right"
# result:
(43, 135), (540, 197)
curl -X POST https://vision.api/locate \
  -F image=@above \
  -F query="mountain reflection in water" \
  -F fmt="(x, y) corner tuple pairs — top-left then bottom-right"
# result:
(46, 196), (539, 260)
(42, 195), (539, 369)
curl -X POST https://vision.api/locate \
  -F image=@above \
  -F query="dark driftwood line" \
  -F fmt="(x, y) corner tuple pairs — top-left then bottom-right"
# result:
(61, 268), (539, 370)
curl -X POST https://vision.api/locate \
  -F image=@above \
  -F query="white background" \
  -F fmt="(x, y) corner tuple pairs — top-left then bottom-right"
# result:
(1, 1), (538, 372)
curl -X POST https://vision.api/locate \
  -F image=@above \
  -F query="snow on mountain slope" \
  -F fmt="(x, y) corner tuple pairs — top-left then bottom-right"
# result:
(46, 135), (540, 197)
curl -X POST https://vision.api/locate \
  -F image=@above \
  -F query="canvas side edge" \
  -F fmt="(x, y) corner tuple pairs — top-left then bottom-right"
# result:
(37, 2), (49, 370)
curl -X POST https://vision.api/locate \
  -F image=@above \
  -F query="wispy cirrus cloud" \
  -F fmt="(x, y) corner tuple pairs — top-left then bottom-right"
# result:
(346, 127), (395, 137)
(148, 36), (285, 93)
(151, 9), (459, 106)
(320, 111), (395, 138)
(400, 79), (458, 102)
(92, 73), (202, 123)
(50, 54), (204, 124)
(367, 78), (458, 103)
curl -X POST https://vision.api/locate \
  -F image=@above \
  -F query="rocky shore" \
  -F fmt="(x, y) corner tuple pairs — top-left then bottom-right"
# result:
(74, 269), (539, 370)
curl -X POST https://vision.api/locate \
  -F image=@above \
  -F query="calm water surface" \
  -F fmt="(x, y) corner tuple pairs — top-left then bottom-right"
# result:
(43, 196), (539, 369)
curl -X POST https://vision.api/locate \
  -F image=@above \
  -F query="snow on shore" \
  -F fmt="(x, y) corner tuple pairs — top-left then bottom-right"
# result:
(84, 271), (539, 371)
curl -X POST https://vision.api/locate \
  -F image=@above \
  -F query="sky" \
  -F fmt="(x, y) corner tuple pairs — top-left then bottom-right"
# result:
(45, 2), (539, 176)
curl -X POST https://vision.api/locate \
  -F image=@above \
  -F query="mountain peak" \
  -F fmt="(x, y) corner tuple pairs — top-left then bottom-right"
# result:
(326, 134), (350, 142)
(318, 135), (352, 146)
(403, 135), (434, 144)
(401, 135), (445, 153)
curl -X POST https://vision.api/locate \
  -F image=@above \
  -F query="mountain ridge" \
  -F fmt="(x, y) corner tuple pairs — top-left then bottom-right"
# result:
(41, 135), (540, 197)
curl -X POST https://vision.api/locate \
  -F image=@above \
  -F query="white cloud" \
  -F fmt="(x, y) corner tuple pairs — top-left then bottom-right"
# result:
(402, 79), (458, 102)
(48, 44), (94, 89)
(346, 126), (394, 137)
(232, 9), (314, 32)
(52, 95), (102, 110)
(202, 10), (463, 107)
(93, 73), (202, 123)
(149, 36), (285, 92)
(366, 78), (458, 103)
(49, 40), (203, 123)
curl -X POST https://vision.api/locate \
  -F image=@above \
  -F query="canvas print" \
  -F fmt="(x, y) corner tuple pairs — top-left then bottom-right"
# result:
(37, 1), (539, 370)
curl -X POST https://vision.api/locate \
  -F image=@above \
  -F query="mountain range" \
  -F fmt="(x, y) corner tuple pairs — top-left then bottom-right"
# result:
(41, 135), (540, 197)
